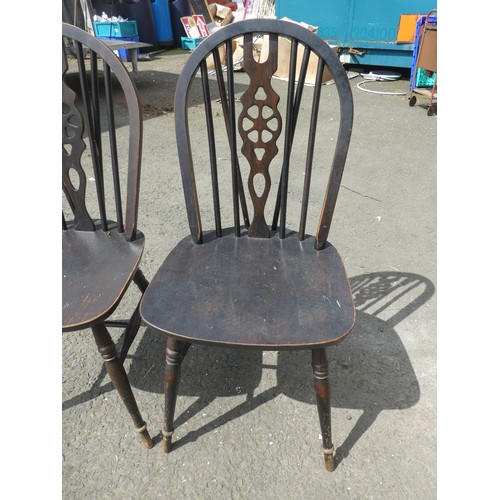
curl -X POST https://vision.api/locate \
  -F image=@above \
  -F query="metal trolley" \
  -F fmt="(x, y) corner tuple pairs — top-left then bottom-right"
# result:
(408, 10), (437, 116)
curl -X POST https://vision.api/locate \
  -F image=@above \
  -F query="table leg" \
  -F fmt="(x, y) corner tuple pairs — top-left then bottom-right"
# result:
(128, 49), (138, 73)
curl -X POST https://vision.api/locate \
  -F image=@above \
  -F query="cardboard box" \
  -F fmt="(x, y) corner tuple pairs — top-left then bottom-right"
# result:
(209, 4), (234, 26)
(203, 16), (336, 84)
(231, 36), (263, 70)
(260, 33), (335, 86)
(205, 44), (227, 70)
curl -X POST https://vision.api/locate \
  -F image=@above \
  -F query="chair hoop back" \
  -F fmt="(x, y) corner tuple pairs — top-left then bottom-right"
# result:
(174, 19), (354, 249)
(62, 22), (143, 241)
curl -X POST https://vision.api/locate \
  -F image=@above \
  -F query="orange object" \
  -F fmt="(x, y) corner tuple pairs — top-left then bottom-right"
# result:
(396, 14), (422, 43)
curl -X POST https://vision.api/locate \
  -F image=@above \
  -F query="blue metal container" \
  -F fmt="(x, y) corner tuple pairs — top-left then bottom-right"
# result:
(275, 0), (436, 68)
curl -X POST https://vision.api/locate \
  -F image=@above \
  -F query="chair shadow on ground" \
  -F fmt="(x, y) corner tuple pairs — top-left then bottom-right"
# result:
(63, 271), (434, 467)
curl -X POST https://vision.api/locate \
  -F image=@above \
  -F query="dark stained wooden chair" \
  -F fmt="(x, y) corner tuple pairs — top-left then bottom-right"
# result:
(62, 23), (153, 449)
(140, 19), (355, 470)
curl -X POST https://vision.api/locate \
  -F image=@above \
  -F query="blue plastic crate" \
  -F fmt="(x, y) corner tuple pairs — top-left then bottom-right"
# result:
(181, 37), (202, 51)
(94, 21), (138, 38)
(96, 35), (140, 62)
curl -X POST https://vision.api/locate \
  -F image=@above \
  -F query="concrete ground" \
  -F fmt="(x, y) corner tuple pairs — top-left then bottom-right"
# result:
(62, 49), (436, 499)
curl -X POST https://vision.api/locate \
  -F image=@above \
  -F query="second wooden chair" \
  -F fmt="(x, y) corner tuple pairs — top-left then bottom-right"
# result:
(140, 19), (356, 470)
(62, 23), (152, 449)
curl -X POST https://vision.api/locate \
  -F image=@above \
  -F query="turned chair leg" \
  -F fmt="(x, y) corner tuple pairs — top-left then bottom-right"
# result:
(312, 348), (335, 472)
(92, 323), (153, 449)
(163, 338), (189, 453)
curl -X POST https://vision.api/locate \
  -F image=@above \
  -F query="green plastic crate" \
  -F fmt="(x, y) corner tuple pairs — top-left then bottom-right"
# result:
(415, 67), (436, 88)
(181, 37), (202, 51)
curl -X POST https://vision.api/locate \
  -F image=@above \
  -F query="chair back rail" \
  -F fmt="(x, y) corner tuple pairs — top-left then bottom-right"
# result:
(174, 19), (354, 250)
(62, 23), (143, 241)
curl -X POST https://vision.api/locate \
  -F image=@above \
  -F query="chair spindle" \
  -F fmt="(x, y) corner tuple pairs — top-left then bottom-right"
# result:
(279, 38), (299, 239)
(225, 39), (241, 236)
(200, 59), (223, 237)
(299, 57), (324, 241)
(212, 47), (250, 231)
(103, 62), (124, 233)
(76, 42), (108, 231)
(273, 44), (311, 234)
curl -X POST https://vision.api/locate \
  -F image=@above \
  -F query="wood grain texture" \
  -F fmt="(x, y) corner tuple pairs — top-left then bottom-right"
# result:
(140, 230), (355, 349)
(62, 226), (144, 331)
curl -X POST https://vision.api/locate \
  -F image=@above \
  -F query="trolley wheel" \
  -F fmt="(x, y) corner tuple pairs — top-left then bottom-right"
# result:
(427, 105), (436, 116)
(409, 96), (417, 107)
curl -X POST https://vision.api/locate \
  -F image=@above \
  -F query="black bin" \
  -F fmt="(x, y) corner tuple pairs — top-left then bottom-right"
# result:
(169, 0), (191, 47)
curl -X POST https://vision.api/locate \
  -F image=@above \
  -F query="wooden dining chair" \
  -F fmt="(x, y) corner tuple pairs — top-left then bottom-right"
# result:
(62, 23), (153, 449)
(140, 19), (355, 470)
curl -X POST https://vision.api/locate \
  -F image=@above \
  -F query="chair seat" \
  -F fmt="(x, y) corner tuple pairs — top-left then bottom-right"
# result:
(62, 227), (145, 332)
(140, 231), (355, 349)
